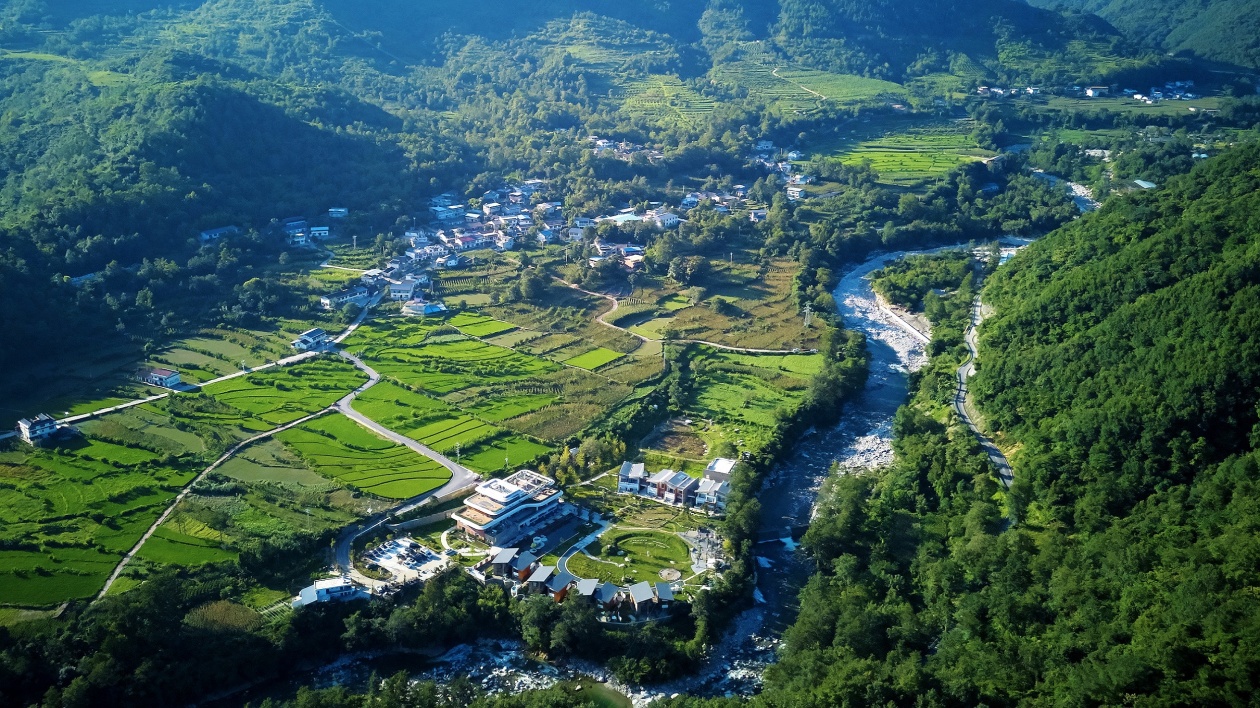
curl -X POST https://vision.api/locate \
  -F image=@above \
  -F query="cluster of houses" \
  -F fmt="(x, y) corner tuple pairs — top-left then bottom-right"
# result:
(198, 207), (347, 249)
(588, 135), (665, 163)
(976, 81), (1201, 106)
(477, 547), (678, 618)
(748, 140), (812, 201)
(617, 458), (734, 513)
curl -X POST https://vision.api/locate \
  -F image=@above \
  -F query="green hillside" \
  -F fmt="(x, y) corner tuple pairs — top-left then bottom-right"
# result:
(762, 144), (1260, 705)
(1025, 0), (1260, 70)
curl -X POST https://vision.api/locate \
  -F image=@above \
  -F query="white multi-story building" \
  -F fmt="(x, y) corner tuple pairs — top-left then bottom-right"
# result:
(453, 470), (567, 547)
(16, 414), (57, 444)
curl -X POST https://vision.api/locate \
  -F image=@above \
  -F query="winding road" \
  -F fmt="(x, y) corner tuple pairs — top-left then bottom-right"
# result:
(329, 349), (479, 585)
(954, 297), (1014, 488)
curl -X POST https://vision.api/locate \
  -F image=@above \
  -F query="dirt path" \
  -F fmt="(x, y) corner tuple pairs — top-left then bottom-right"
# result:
(772, 66), (827, 100)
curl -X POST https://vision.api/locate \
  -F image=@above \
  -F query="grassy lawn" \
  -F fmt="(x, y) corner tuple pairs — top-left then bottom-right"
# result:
(567, 529), (691, 585)
(563, 347), (625, 370)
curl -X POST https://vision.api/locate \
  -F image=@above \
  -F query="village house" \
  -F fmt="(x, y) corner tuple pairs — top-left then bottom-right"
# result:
(320, 285), (369, 310)
(16, 414), (58, 444)
(546, 571), (577, 601)
(292, 577), (370, 608)
(141, 368), (182, 389)
(199, 226), (239, 243)
(309, 225), (330, 240)
(526, 565), (555, 594)
(287, 231), (309, 247)
(618, 461), (648, 493)
(786, 186), (805, 201)
(291, 328), (330, 351)
(695, 476), (730, 512)
(281, 217), (307, 235)
(388, 278), (420, 301)
(627, 581), (656, 614)
(435, 253), (462, 269)
(328, 207), (349, 219)
(453, 470), (568, 547)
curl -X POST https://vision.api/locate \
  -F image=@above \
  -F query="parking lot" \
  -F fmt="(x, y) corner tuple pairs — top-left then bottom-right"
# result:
(363, 536), (451, 584)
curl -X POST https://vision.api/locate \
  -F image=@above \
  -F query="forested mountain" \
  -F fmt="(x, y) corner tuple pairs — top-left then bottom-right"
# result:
(750, 144), (1260, 705)
(1024, 0), (1260, 70)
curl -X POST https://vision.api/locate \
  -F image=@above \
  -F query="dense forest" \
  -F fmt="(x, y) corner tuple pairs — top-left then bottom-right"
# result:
(1025, 0), (1260, 70)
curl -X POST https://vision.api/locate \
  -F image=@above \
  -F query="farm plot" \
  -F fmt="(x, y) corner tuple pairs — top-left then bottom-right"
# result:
(687, 347), (816, 451)
(0, 434), (203, 606)
(622, 75), (715, 127)
(448, 312), (517, 338)
(827, 125), (996, 186)
(135, 524), (237, 566)
(201, 357), (367, 428)
(351, 381), (551, 474)
(348, 321), (560, 395)
(712, 54), (905, 113)
(278, 413), (452, 500)
(563, 348), (625, 370)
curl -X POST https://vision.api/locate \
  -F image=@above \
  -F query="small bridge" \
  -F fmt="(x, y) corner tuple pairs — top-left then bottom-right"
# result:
(755, 525), (810, 545)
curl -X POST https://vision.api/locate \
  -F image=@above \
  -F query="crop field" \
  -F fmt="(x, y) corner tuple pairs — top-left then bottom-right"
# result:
(712, 52), (905, 113)
(323, 239), (383, 269)
(201, 358), (366, 428)
(623, 258), (822, 351)
(346, 320), (560, 395)
(448, 312), (517, 338)
(621, 75), (715, 127)
(135, 524), (237, 566)
(0, 432), (203, 606)
(350, 381), (551, 473)
(278, 413), (452, 499)
(562, 347), (625, 370)
(348, 318), (629, 442)
(566, 529), (691, 585)
(825, 125), (996, 185)
(687, 346), (817, 452)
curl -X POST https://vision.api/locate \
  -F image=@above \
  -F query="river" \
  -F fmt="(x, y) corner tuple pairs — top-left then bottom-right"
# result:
(219, 241), (1025, 707)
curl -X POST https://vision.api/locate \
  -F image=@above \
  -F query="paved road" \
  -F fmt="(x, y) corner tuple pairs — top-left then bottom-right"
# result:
(955, 297), (1014, 488)
(329, 349), (480, 580)
(95, 407), (335, 601)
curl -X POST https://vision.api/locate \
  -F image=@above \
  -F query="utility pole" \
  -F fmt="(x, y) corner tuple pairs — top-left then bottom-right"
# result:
(352, 234), (358, 250)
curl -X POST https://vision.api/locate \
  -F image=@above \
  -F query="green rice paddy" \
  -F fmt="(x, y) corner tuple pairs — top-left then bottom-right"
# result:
(277, 413), (452, 499)
(562, 348), (625, 370)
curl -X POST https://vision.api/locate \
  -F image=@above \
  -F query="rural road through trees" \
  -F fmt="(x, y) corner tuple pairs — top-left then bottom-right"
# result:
(955, 297), (1014, 488)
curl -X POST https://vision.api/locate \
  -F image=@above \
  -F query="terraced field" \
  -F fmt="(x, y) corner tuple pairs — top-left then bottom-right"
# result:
(563, 347), (625, 370)
(825, 125), (996, 186)
(622, 75), (715, 127)
(448, 312), (517, 338)
(0, 435), (201, 606)
(278, 413), (452, 499)
(347, 318), (631, 442)
(350, 381), (551, 474)
(712, 52), (905, 113)
(200, 357), (367, 428)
